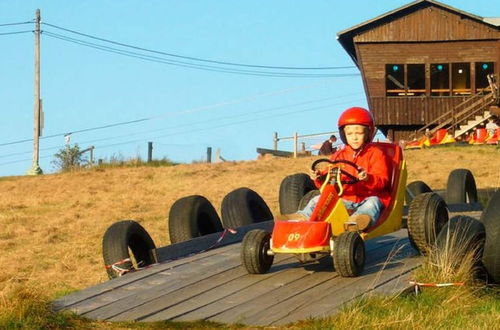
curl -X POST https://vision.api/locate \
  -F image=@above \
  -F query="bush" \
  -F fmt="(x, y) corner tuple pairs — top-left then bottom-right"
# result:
(52, 144), (86, 172)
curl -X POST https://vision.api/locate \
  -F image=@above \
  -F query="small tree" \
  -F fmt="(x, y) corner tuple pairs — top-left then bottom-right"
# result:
(52, 144), (86, 172)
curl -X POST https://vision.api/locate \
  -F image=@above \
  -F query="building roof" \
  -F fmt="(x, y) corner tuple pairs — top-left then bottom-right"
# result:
(337, 0), (500, 65)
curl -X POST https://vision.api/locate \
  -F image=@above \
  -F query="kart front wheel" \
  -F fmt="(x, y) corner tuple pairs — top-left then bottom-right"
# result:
(241, 229), (274, 274)
(333, 231), (365, 277)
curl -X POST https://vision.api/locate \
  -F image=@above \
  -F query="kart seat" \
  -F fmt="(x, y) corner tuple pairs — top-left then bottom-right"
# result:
(365, 142), (403, 232)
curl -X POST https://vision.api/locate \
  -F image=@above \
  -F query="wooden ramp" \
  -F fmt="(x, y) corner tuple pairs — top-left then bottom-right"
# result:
(53, 223), (422, 326)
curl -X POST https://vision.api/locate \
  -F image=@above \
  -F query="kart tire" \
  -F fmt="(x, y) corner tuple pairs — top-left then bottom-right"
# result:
(241, 229), (274, 274)
(279, 173), (316, 214)
(221, 187), (273, 229)
(435, 215), (485, 266)
(407, 192), (449, 255)
(481, 191), (500, 283)
(446, 169), (478, 204)
(298, 189), (320, 211)
(406, 180), (432, 205)
(102, 220), (157, 279)
(333, 231), (365, 277)
(168, 195), (223, 244)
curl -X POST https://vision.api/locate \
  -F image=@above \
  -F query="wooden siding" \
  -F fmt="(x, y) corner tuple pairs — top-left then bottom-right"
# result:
(371, 96), (469, 125)
(357, 41), (499, 98)
(353, 5), (499, 43)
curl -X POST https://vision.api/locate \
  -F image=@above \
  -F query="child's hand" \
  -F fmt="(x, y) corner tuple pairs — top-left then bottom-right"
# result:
(309, 169), (320, 180)
(358, 170), (368, 181)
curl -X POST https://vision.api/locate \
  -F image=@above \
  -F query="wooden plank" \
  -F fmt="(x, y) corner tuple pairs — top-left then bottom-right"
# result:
(53, 242), (240, 311)
(139, 256), (304, 322)
(262, 243), (420, 325)
(71, 254), (239, 317)
(53, 221), (274, 311)
(95, 253), (292, 321)
(80, 251), (242, 318)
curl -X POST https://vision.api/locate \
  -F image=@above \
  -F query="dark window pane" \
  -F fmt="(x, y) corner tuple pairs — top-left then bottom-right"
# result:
(475, 62), (495, 91)
(407, 64), (425, 96)
(386, 64), (404, 96)
(431, 63), (449, 96)
(452, 63), (470, 95)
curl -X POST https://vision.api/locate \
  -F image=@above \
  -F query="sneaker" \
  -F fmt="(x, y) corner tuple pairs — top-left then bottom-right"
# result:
(345, 214), (372, 231)
(274, 213), (308, 221)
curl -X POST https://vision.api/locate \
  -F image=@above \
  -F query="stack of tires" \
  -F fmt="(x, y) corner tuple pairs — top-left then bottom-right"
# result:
(101, 187), (273, 279)
(406, 168), (500, 284)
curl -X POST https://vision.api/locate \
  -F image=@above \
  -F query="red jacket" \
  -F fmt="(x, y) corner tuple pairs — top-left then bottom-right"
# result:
(314, 143), (391, 208)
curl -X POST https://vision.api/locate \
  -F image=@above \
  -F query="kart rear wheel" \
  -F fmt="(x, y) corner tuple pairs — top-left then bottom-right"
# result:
(435, 215), (485, 268)
(446, 169), (478, 204)
(405, 180), (432, 205)
(221, 187), (273, 229)
(333, 231), (365, 277)
(481, 191), (500, 283)
(103, 220), (157, 279)
(298, 189), (320, 211)
(407, 192), (449, 255)
(241, 229), (274, 274)
(168, 195), (223, 244)
(279, 173), (316, 214)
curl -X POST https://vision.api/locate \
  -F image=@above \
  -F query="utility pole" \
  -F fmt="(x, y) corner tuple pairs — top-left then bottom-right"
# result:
(28, 9), (43, 175)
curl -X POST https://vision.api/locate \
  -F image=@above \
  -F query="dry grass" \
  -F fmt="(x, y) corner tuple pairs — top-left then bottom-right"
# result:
(0, 145), (499, 327)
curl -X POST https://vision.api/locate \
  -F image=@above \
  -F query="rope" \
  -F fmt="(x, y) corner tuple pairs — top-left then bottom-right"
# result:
(409, 280), (465, 294)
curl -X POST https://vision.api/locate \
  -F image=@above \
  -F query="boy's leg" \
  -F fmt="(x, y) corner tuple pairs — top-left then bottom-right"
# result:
(351, 196), (384, 226)
(297, 195), (320, 218)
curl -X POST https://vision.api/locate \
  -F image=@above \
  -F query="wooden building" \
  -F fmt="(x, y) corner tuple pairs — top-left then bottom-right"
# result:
(337, 0), (500, 141)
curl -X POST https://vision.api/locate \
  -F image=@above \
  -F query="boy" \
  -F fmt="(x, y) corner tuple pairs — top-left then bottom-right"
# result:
(295, 107), (391, 231)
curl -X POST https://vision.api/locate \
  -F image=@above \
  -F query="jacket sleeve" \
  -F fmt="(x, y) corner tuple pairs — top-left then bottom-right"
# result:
(363, 148), (390, 192)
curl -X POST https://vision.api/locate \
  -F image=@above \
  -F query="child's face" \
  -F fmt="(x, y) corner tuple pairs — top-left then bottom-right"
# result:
(344, 124), (366, 150)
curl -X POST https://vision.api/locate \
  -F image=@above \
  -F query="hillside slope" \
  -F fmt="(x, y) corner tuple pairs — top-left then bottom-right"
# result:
(0, 146), (498, 296)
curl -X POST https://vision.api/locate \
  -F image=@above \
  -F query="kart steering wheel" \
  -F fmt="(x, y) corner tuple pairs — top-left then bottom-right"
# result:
(311, 159), (362, 184)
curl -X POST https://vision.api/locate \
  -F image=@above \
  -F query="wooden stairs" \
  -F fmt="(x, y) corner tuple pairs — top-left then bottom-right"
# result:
(410, 75), (499, 140)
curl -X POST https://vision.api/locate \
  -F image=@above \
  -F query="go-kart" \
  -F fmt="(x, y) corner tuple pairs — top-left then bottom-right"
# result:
(241, 142), (411, 277)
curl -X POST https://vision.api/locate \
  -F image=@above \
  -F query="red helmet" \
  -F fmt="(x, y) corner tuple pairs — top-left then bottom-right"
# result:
(337, 107), (375, 144)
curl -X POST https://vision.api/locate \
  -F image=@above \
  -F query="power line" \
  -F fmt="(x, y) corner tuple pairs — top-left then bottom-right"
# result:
(42, 30), (359, 78)
(42, 21), (355, 71)
(0, 82), (330, 147)
(0, 21), (32, 27)
(0, 30), (32, 36)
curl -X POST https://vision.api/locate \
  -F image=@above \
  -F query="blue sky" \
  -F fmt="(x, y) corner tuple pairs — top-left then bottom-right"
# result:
(0, 0), (497, 177)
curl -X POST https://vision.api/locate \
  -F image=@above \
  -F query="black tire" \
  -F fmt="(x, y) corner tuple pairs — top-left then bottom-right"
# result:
(102, 220), (157, 279)
(481, 191), (500, 283)
(279, 173), (316, 214)
(221, 187), (273, 229)
(168, 195), (223, 244)
(298, 189), (320, 211)
(446, 169), (478, 204)
(333, 231), (365, 277)
(435, 215), (485, 266)
(407, 192), (449, 255)
(241, 229), (274, 274)
(406, 180), (432, 205)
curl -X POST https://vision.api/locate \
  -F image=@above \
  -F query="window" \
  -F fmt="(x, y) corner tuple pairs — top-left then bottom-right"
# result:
(386, 64), (404, 96)
(407, 64), (425, 96)
(476, 62), (495, 92)
(431, 63), (450, 96)
(452, 63), (471, 95)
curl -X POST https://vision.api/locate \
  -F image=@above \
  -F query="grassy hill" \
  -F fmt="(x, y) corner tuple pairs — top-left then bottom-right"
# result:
(1, 145), (499, 328)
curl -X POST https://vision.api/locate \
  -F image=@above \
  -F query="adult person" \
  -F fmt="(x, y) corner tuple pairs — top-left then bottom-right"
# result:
(319, 134), (337, 156)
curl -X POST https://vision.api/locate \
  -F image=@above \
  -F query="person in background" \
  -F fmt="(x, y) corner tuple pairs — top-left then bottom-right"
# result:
(486, 117), (499, 136)
(319, 134), (337, 156)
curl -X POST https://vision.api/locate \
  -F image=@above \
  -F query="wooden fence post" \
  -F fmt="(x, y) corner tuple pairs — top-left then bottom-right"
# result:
(293, 132), (298, 158)
(273, 132), (278, 151)
(147, 142), (153, 163)
(207, 147), (212, 163)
